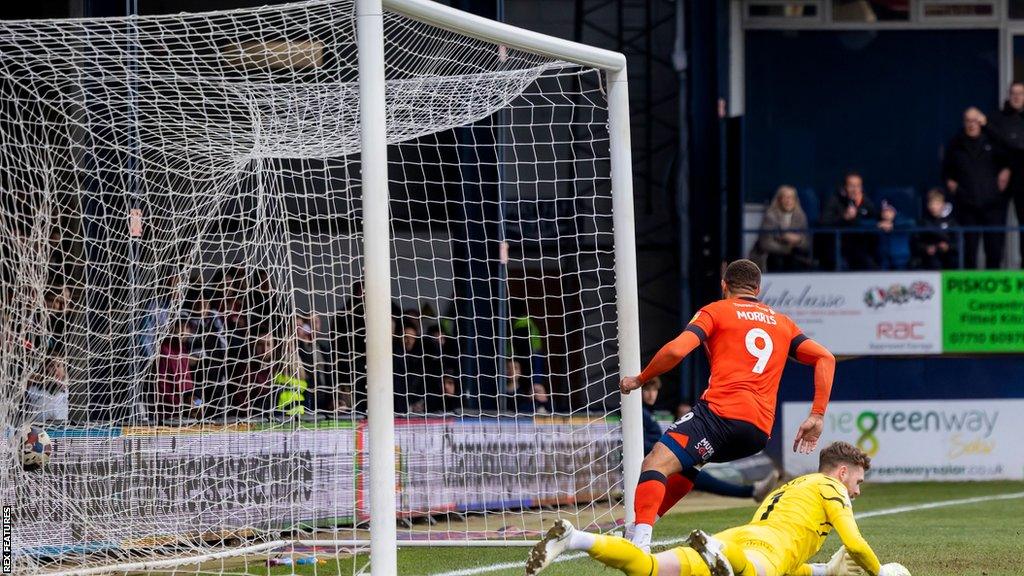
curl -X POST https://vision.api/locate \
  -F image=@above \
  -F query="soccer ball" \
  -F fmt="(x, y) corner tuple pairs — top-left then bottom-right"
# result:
(879, 562), (911, 576)
(17, 424), (53, 471)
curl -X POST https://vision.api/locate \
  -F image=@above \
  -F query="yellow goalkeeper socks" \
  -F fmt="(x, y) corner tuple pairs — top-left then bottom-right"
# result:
(677, 547), (713, 576)
(588, 534), (659, 576)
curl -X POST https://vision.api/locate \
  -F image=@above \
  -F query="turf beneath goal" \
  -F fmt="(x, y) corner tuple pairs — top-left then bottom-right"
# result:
(209, 481), (1024, 576)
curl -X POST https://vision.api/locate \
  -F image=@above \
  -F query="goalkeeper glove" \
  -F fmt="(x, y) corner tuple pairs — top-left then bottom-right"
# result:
(806, 546), (866, 576)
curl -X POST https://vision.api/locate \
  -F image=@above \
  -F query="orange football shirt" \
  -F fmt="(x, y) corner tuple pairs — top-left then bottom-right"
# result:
(688, 296), (804, 435)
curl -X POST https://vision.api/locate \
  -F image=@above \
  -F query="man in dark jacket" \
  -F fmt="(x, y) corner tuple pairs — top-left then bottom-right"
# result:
(943, 107), (1011, 269)
(985, 83), (1024, 261)
(820, 172), (880, 270)
(641, 378), (663, 455)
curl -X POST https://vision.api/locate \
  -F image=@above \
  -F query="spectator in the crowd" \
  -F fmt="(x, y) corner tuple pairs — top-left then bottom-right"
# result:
(641, 377), (663, 455)
(511, 313), (546, 384)
(296, 312), (333, 413)
(436, 299), (458, 346)
(246, 268), (274, 322)
(221, 273), (244, 323)
(437, 322), (463, 377)
(233, 331), (276, 417)
(505, 378), (551, 416)
(876, 200), (914, 270)
(43, 286), (70, 350)
(503, 358), (522, 409)
(154, 319), (198, 423)
(335, 282), (366, 413)
(426, 369), (463, 414)
(223, 290), (250, 413)
(394, 318), (425, 413)
(503, 358), (535, 413)
(141, 274), (177, 361)
(24, 357), (69, 422)
(402, 306), (423, 336)
(674, 402), (692, 421)
(985, 82), (1024, 261)
(224, 265), (247, 295)
(914, 188), (959, 270)
(820, 172), (880, 270)
(421, 322), (442, 364)
(417, 301), (438, 337)
(186, 287), (229, 417)
(273, 365), (309, 418)
(943, 107), (1011, 269)
(420, 323), (447, 409)
(442, 372), (463, 413)
(531, 383), (552, 415)
(750, 185), (811, 272)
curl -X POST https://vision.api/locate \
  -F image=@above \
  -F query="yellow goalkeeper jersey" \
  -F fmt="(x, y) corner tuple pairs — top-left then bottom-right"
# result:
(714, 472), (881, 575)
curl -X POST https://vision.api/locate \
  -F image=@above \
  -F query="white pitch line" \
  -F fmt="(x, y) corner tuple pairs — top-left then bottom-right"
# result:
(433, 490), (1024, 576)
(855, 491), (1024, 519)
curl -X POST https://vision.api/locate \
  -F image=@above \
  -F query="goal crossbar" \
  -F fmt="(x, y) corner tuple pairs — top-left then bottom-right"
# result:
(383, 0), (626, 71)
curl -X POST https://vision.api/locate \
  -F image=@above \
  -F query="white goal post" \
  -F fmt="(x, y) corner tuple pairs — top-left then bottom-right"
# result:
(359, 0), (641, 572)
(0, 0), (641, 574)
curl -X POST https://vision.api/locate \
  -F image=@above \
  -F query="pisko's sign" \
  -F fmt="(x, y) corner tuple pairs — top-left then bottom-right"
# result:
(763, 271), (1024, 355)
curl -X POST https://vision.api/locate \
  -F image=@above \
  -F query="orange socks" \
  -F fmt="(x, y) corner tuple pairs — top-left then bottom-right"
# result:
(657, 473), (695, 517)
(634, 470), (668, 526)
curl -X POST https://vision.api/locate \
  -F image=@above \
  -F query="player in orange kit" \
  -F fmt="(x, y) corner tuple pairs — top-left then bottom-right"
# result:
(619, 259), (836, 551)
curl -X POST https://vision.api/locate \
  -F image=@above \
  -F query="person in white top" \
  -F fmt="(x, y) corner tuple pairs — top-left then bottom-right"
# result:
(25, 357), (69, 422)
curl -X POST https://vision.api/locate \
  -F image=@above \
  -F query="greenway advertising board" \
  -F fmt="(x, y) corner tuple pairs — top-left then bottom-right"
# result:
(942, 270), (1024, 353)
(783, 400), (1024, 481)
(760, 272), (943, 355)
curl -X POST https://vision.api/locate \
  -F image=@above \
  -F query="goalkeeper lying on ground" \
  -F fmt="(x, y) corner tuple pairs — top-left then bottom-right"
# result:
(525, 441), (909, 576)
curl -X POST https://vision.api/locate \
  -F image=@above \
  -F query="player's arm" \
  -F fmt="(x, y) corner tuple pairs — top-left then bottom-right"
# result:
(620, 311), (713, 394)
(790, 336), (835, 453)
(789, 547), (866, 576)
(826, 495), (882, 576)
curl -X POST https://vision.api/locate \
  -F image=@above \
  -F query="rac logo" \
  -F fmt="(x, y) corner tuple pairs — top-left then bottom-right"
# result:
(876, 321), (924, 340)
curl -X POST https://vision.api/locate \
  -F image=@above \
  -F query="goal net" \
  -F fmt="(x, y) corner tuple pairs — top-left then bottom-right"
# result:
(0, 0), (638, 574)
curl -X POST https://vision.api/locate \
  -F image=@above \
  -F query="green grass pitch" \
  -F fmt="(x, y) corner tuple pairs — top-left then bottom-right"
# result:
(207, 481), (1023, 576)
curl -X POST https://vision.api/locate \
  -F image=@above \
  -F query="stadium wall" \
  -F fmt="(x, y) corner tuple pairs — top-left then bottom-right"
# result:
(743, 29), (998, 203)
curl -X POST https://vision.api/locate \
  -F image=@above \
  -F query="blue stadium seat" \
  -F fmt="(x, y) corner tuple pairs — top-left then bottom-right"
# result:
(872, 186), (919, 221)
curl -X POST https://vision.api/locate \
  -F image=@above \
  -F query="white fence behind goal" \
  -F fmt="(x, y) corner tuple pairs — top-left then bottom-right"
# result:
(0, 0), (641, 574)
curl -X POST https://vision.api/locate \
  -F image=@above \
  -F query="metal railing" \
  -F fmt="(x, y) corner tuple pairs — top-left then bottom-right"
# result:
(743, 224), (1024, 271)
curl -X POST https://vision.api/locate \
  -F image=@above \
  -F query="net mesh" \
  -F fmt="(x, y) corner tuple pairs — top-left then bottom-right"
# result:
(0, 1), (624, 574)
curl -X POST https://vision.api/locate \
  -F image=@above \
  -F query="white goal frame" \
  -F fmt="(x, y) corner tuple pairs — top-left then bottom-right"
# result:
(360, 1), (642, 573)
(36, 1), (641, 574)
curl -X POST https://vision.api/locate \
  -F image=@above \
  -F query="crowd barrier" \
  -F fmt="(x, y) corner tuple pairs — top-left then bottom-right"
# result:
(7, 417), (622, 555)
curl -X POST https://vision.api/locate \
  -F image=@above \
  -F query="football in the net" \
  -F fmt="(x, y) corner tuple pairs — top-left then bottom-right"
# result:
(18, 424), (53, 471)
(880, 562), (911, 576)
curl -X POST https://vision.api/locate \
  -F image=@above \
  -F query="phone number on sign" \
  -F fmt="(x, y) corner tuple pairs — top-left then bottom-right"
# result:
(947, 332), (1024, 345)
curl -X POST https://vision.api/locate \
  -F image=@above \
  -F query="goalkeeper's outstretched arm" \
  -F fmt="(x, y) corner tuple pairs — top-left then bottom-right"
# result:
(789, 547), (865, 576)
(791, 546), (908, 576)
(829, 505), (882, 575)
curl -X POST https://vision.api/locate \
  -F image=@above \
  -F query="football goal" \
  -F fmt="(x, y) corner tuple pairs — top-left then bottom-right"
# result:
(0, 0), (640, 574)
